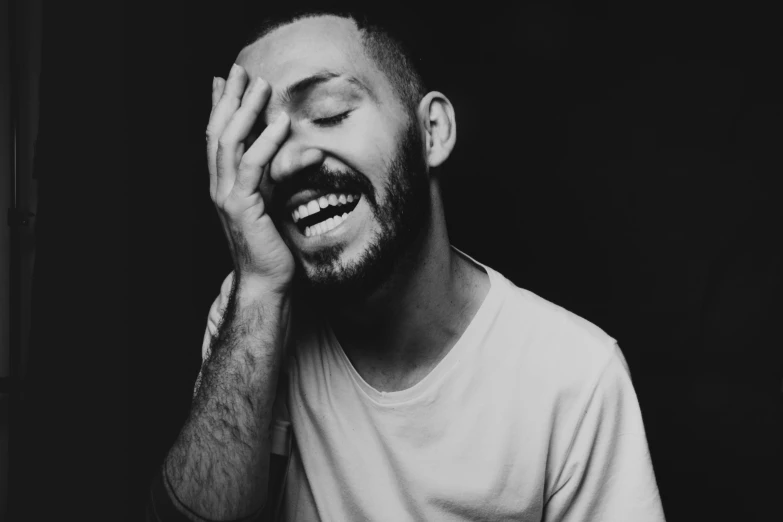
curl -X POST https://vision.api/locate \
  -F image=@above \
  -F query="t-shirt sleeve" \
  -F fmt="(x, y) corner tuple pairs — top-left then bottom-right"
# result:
(544, 344), (666, 522)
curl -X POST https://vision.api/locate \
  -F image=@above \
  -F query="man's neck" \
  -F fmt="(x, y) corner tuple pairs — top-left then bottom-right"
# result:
(327, 224), (490, 393)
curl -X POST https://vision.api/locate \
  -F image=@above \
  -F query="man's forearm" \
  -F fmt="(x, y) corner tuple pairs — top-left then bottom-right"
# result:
(162, 280), (290, 521)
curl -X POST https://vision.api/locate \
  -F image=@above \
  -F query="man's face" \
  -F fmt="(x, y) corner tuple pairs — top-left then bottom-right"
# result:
(236, 16), (431, 302)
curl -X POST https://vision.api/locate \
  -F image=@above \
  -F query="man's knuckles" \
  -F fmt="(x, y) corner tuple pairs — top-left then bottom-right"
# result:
(216, 112), (257, 149)
(237, 156), (264, 173)
(217, 195), (261, 217)
(205, 125), (220, 142)
(216, 198), (242, 216)
(217, 134), (236, 149)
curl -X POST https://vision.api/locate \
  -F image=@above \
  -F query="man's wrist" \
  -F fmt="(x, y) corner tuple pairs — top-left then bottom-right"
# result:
(234, 272), (292, 299)
(234, 273), (291, 308)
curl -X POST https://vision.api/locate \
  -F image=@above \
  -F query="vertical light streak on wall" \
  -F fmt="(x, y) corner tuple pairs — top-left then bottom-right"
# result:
(1, 0), (41, 513)
(0, 0), (13, 513)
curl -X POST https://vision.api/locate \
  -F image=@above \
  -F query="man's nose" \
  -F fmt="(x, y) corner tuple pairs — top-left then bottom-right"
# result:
(268, 130), (325, 184)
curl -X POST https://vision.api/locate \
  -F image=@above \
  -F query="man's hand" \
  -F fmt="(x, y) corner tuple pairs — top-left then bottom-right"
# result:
(208, 63), (293, 293)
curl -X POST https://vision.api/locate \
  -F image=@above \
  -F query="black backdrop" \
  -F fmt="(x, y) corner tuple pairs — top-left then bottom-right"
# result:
(11, 1), (781, 521)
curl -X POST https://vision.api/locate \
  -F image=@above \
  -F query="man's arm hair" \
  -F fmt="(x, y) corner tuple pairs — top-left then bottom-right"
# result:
(156, 279), (291, 521)
(146, 454), (289, 522)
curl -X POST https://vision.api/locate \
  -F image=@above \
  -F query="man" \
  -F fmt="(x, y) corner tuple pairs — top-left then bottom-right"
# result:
(148, 9), (666, 522)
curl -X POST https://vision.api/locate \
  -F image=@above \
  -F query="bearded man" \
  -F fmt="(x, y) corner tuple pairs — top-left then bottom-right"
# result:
(148, 9), (666, 522)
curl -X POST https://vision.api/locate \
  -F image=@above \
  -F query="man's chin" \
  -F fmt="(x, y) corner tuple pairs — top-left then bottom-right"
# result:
(291, 238), (396, 306)
(292, 256), (363, 304)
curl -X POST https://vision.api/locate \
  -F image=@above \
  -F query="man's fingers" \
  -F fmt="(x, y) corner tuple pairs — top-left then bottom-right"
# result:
(233, 112), (291, 197)
(221, 63), (248, 102)
(218, 77), (271, 154)
(211, 77), (226, 112)
(207, 65), (248, 197)
(218, 77), (273, 198)
(209, 65), (246, 137)
(208, 77), (227, 196)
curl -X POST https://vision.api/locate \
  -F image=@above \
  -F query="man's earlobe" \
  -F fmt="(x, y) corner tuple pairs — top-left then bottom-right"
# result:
(418, 92), (457, 169)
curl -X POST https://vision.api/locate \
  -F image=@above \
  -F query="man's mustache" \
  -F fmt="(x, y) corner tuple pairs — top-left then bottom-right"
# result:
(270, 165), (376, 214)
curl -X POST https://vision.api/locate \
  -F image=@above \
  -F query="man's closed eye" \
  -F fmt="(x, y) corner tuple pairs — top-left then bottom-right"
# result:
(313, 111), (352, 127)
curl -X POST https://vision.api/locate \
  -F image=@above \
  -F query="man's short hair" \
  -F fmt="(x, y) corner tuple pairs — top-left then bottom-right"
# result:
(242, 8), (428, 116)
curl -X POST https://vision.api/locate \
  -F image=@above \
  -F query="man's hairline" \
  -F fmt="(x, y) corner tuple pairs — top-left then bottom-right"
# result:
(241, 14), (419, 120)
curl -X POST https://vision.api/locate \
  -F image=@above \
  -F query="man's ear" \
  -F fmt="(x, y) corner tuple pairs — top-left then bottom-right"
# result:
(417, 91), (456, 169)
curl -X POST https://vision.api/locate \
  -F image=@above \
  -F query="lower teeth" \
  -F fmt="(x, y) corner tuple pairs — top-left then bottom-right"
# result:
(306, 211), (351, 237)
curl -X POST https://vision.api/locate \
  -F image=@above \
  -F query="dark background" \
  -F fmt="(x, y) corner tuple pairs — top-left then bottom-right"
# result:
(10, 0), (781, 520)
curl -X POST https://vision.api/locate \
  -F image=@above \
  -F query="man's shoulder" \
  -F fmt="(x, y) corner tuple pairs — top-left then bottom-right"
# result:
(485, 264), (621, 390)
(458, 247), (617, 364)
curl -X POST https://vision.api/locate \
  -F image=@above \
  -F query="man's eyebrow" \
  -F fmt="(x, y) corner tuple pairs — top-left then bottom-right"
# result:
(278, 71), (372, 105)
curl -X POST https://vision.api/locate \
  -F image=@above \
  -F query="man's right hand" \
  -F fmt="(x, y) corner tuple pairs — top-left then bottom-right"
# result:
(207, 63), (294, 294)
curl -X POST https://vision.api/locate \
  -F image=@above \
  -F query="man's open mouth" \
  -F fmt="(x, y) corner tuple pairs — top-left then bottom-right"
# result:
(291, 193), (361, 237)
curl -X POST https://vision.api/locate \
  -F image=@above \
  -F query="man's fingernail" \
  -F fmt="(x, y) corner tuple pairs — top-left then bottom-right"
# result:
(230, 63), (241, 76)
(212, 77), (217, 90)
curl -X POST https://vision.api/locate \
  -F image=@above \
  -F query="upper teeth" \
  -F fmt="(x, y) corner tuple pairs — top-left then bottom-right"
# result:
(292, 193), (356, 223)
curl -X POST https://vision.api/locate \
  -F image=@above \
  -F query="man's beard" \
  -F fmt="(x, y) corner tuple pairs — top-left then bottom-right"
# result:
(280, 121), (431, 305)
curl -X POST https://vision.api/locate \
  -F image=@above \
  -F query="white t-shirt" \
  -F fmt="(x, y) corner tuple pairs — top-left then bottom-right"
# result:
(200, 251), (666, 521)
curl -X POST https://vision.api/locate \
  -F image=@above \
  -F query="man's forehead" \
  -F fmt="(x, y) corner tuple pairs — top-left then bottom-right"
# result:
(237, 16), (371, 92)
